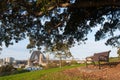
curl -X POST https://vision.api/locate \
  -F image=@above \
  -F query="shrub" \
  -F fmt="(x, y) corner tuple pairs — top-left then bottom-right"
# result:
(70, 60), (77, 65)
(0, 65), (15, 76)
(0, 65), (29, 76)
(16, 68), (29, 73)
(44, 63), (58, 69)
(0, 65), (14, 73)
(61, 60), (67, 66)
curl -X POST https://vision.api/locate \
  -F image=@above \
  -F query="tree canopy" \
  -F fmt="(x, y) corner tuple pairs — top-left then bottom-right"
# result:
(51, 42), (73, 68)
(51, 42), (72, 58)
(0, 0), (120, 49)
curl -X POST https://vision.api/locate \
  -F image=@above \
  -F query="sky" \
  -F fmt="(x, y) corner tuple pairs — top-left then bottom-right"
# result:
(0, 27), (118, 60)
(70, 28), (118, 60)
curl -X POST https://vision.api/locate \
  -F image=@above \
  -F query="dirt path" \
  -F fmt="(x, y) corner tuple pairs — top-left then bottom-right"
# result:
(63, 63), (120, 80)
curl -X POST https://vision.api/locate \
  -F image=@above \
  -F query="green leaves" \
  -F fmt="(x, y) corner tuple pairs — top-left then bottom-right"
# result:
(117, 48), (120, 58)
(0, 0), (120, 48)
(51, 42), (72, 59)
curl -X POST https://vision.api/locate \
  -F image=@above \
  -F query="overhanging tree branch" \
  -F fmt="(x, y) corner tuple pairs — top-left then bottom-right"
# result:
(35, 0), (120, 16)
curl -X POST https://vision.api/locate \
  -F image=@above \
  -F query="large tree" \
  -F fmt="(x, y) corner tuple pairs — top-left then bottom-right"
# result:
(0, 0), (120, 49)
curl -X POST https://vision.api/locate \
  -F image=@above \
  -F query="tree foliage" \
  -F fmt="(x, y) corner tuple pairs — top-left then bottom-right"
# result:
(51, 42), (72, 58)
(117, 48), (120, 58)
(50, 42), (73, 68)
(0, 0), (120, 48)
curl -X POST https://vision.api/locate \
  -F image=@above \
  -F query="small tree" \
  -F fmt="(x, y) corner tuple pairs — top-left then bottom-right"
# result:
(117, 48), (120, 59)
(51, 42), (73, 68)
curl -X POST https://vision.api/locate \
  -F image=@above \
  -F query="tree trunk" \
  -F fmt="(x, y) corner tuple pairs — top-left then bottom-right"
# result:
(59, 57), (62, 68)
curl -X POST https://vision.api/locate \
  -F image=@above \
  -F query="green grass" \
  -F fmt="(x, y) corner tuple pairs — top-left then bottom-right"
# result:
(1, 57), (119, 80)
(0, 64), (84, 80)
(109, 57), (120, 62)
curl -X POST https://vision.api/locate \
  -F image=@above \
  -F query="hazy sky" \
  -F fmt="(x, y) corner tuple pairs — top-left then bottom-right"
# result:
(0, 28), (118, 60)
(70, 27), (118, 60)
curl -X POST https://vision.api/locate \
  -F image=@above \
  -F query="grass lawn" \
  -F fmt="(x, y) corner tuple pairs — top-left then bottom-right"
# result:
(0, 57), (119, 80)
(109, 57), (120, 62)
(0, 64), (84, 80)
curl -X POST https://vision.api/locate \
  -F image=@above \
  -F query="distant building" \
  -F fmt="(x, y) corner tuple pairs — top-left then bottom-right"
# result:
(4, 57), (15, 64)
(13, 60), (28, 68)
(14, 60), (27, 64)
(0, 59), (3, 66)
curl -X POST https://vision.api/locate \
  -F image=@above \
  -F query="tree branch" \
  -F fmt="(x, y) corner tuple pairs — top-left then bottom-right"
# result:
(73, 0), (120, 8)
(35, 0), (120, 16)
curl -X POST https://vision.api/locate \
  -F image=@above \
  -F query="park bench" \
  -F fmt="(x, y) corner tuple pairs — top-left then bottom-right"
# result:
(86, 50), (111, 69)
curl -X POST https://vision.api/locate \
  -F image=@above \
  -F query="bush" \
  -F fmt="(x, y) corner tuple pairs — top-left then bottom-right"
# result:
(0, 65), (14, 73)
(70, 60), (77, 65)
(44, 63), (58, 69)
(61, 60), (67, 66)
(16, 68), (29, 73)
(0, 65), (29, 76)
(0, 65), (15, 76)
